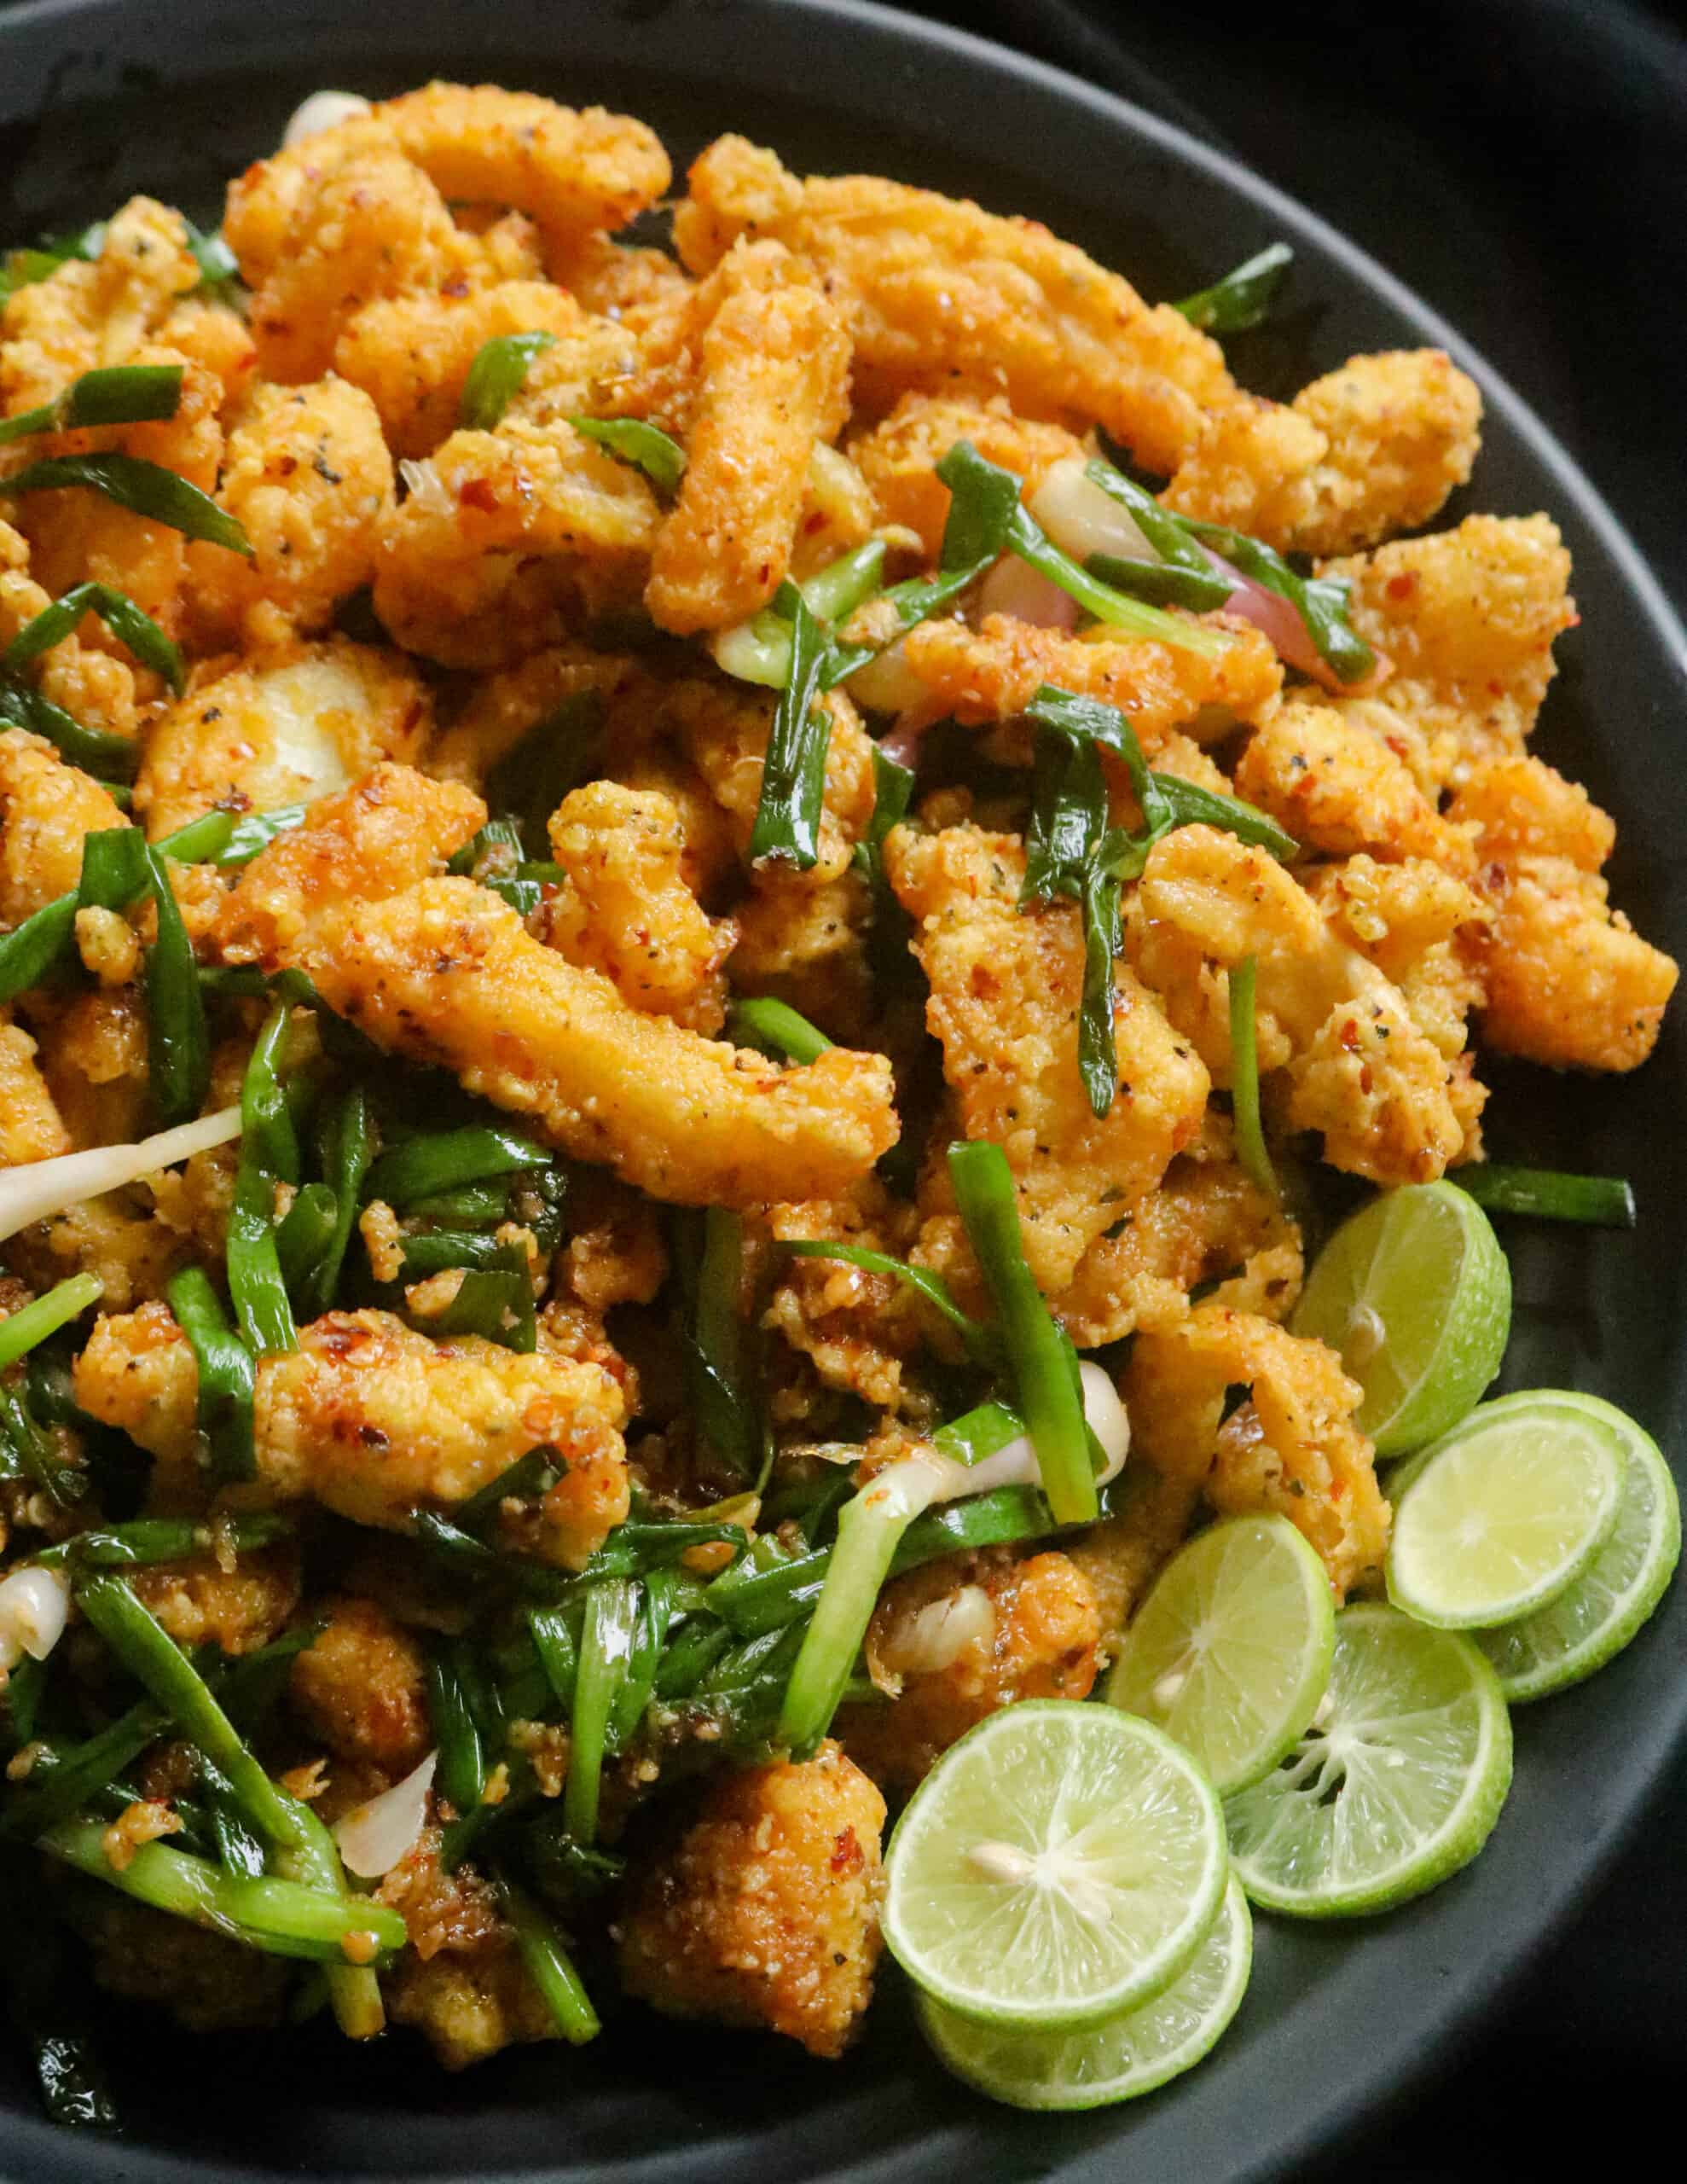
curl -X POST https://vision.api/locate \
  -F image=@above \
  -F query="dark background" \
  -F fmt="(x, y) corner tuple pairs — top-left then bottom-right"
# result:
(0, 0), (1682, 2175)
(895, 2), (1687, 2176)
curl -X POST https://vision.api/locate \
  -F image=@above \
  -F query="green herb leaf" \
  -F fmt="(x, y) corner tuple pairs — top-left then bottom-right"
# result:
(749, 581), (832, 870)
(5, 580), (185, 693)
(0, 364), (183, 447)
(1175, 242), (1294, 333)
(166, 1267), (257, 1487)
(457, 332), (557, 431)
(0, 223), (106, 307)
(570, 415), (687, 496)
(727, 996), (833, 1065)
(0, 452), (252, 556)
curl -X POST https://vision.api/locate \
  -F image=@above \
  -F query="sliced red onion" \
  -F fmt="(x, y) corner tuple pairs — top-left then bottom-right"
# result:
(333, 1750), (437, 1879)
(1196, 543), (1334, 683)
(0, 1566), (70, 1674)
(977, 553), (1081, 631)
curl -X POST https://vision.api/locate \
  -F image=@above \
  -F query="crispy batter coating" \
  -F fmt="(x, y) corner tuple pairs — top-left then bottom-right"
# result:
(1449, 757), (1678, 1072)
(1233, 700), (1471, 869)
(674, 136), (1235, 473)
(387, 1943), (555, 2071)
(900, 613), (1282, 749)
(1135, 824), (1470, 1182)
(646, 243), (852, 635)
(0, 729), (128, 924)
(426, 641), (653, 791)
(0, 520), (144, 743)
(1064, 1460), (1203, 1656)
(0, 198), (200, 409)
(1166, 351), (1481, 555)
(297, 877), (898, 1207)
(888, 822), (1209, 1292)
(1328, 514), (1576, 792)
(849, 391), (1082, 559)
(184, 376), (395, 641)
(1123, 1304), (1388, 1597)
(730, 868), (872, 1043)
(215, 763), (485, 966)
(76, 1894), (290, 2033)
(74, 1304), (630, 1566)
(762, 1178), (931, 1414)
(540, 780), (735, 1031)
(840, 1548), (1101, 1788)
(617, 1741), (885, 2058)
(289, 1594), (433, 1773)
(0, 1014), (72, 1165)
(334, 280), (583, 457)
(371, 421), (660, 667)
(137, 641), (432, 838)
(131, 1545), (301, 1655)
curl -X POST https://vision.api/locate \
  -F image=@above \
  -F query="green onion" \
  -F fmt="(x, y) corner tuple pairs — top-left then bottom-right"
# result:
(4, 579), (184, 695)
(0, 673), (141, 782)
(140, 840), (211, 1128)
(483, 688), (605, 857)
(0, 1274), (102, 1372)
(215, 804), (307, 865)
(226, 1003), (300, 1356)
(0, 363), (183, 447)
(184, 221), (240, 300)
(1180, 514), (1375, 685)
(426, 1642), (486, 1815)
(456, 1448), (562, 1534)
(275, 1182), (339, 1298)
(565, 1581), (637, 1843)
(300, 1086), (374, 1316)
(1, 1700), (165, 1840)
(458, 332), (557, 430)
(165, 1267), (257, 1487)
(0, 896), (78, 1004)
(716, 542), (888, 688)
(749, 580), (832, 870)
(728, 996), (834, 1064)
(199, 1755), (268, 1880)
(38, 1513), (291, 1571)
(569, 415), (687, 496)
(1175, 242), (1294, 333)
(0, 1381), (86, 1509)
(39, 1821), (406, 1963)
(365, 1124), (547, 1208)
(948, 1140), (1096, 1525)
(1228, 956), (1276, 1199)
(0, 453), (252, 556)
(891, 1480), (1052, 1574)
(780, 1239), (998, 1365)
(1081, 458), (1232, 608)
(0, 223), (106, 306)
(76, 1577), (386, 2030)
(407, 1246), (536, 1351)
(1454, 1165), (1636, 1228)
(930, 1397), (1024, 1469)
(527, 1606), (579, 1711)
(496, 1871), (600, 2043)
(676, 1208), (762, 1478)
(706, 1542), (831, 1637)
(395, 1228), (525, 1278)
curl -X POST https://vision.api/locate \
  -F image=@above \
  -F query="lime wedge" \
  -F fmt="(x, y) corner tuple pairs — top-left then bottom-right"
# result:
(1226, 1603), (1511, 1917)
(1105, 1513), (1336, 1797)
(1387, 1391), (1626, 1629)
(882, 1700), (1228, 2031)
(1291, 1182), (1510, 1455)
(916, 1873), (1252, 2111)
(1475, 1394), (1679, 1701)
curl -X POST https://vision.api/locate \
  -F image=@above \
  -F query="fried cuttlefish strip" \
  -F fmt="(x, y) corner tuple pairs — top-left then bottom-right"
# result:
(671, 135), (1236, 473)
(216, 768), (897, 1206)
(74, 1304), (629, 1570)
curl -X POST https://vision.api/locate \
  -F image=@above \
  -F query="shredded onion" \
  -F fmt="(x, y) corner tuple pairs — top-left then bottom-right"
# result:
(0, 1107), (243, 1245)
(397, 458), (452, 517)
(1029, 455), (1155, 566)
(333, 1751), (437, 1879)
(0, 1565), (70, 1675)
(281, 90), (373, 149)
(878, 1584), (996, 1677)
(845, 636), (925, 717)
(977, 554), (1081, 630)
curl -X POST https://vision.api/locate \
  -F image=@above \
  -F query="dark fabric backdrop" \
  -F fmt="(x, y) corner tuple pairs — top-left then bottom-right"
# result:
(896, 2), (1687, 2175)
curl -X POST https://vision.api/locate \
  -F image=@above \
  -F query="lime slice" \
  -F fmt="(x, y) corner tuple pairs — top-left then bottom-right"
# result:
(1292, 1182), (1510, 1455)
(882, 1700), (1228, 2031)
(916, 1873), (1252, 2111)
(1226, 1603), (1511, 1917)
(1104, 1513), (1336, 1797)
(1475, 1393), (1679, 1701)
(1387, 1391), (1626, 1629)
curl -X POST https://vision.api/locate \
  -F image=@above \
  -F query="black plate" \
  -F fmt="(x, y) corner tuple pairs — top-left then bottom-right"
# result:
(3, 3), (1685, 2178)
